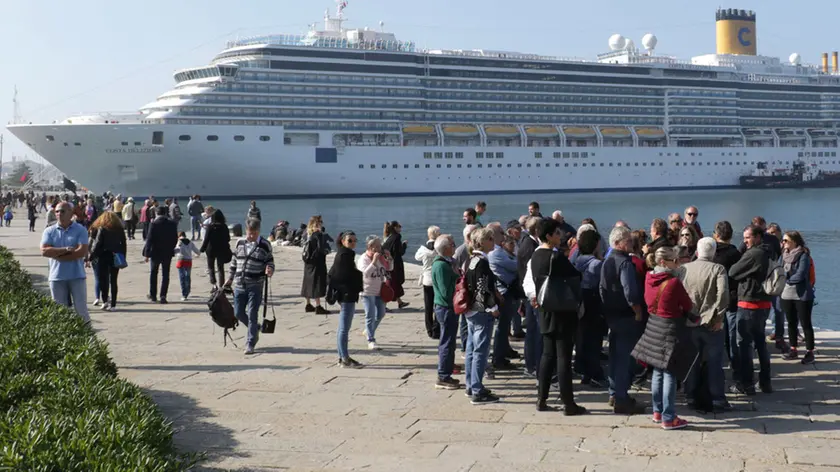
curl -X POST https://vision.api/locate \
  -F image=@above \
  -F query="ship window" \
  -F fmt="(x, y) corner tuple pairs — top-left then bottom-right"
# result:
(359, 165), (364, 169)
(477, 164), (483, 168)
(565, 163), (569, 167)
(609, 163), (613, 167)
(121, 141), (128, 146)
(179, 135), (191, 141)
(404, 164), (409, 169)
(426, 164), (431, 168)
(535, 152), (543, 159)
(536, 163), (541, 168)
(446, 164), (452, 168)
(260, 136), (271, 142)
(370, 164), (375, 169)
(642, 163), (646, 167)
(572, 152), (579, 158)
(498, 152), (504, 158)
(582, 152), (588, 158)
(434, 152), (443, 159)
(676, 163), (680, 166)
(234, 135), (245, 141)
(617, 163), (622, 167)
(436, 164), (441, 168)
(517, 164), (522, 168)
(207, 135), (219, 141)
(563, 152), (570, 158)
(74, 142), (81, 146)
(553, 152), (561, 158)
(424, 152), (432, 159)
(134, 141), (141, 146)
(455, 152), (464, 159)
(476, 152), (484, 158)
(152, 131), (164, 145)
(573, 163), (578, 167)
(415, 164), (420, 168)
(467, 164), (472, 168)
(457, 164), (462, 168)
(393, 164), (398, 169)
(45, 135), (55, 142)
(445, 152), (453, 159)
(381, 164), (387, 169)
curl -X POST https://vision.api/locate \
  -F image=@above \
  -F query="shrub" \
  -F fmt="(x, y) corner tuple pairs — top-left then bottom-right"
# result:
(0, 245), (199, 471)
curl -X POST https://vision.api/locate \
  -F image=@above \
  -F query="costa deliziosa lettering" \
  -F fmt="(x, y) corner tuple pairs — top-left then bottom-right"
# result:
(105, 147), (163, 154)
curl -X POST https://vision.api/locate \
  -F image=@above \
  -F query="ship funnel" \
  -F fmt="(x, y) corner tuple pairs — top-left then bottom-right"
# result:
(715, 8), (757, 55)
(833, 51), (838, 73)
(823, 53), (829, 73)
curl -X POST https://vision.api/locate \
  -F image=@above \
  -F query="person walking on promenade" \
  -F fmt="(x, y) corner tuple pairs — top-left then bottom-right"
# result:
(729, 224), (774, 396)
(780, 231), (816, 364)
(329, 231), (364, 368)
(525, 218), (587, 415)
(489, 232), (521, 369)
(27, 201), (38, 232)
(143, 206), (178, 303)
(139, 199), (150, 240)
(599, 225), (646, 415)
(463, 227), (500, 405)
(518, 216), (542, 378)
(169, 198), (182, 228)
(112, 195), (124, 215)
(382, 221), (410, 310)
(3, 203), (12, 227)
(683, 206), (703, 238)
(712, 221), (742, 377)
(633, 246), (697, 430)
(223, 218), (274, 355)
(571, 229), (608, 388)
(187, 195), (204, 240)
(44, 197), (58, 228)
(87, 211), (127, 312)
(678, 237), (732, 412)
(201, 210), (232, 290)
(357, 235), (392, 350)
(247, 200), (262, 222)
(40, 192), (48, 213)
(40, 201), (90, 323)
(174, 231), (201, 301)
(302, 216), (330, 315)
(416, 225), (442, 339)
(432, 234), (461, 390)
(122, 197), (137, 240)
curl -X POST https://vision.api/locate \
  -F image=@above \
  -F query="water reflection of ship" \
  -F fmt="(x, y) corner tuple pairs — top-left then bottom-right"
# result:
(740, 160), (840, 188)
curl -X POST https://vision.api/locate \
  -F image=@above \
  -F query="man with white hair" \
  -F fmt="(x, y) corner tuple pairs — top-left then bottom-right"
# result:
(552, 210), (576, 248)
(416, 225), (442, 339)
(599, 226), (645, 414)
(678, 237), (731, 412)
(432, 234), (461, 390)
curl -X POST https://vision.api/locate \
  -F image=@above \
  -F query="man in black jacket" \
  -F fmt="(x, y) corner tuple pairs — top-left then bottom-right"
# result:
(728, 224), (773, 396)
(645, 218), (670, 257)
(143, 206), (179, 303)
(517, 216), (542, 377)
(599, 225), (645, 415)
(712, 221), (743, 375)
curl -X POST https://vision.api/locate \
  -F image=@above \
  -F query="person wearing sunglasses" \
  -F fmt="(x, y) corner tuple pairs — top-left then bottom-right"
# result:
(678, 226), (700, 262)
(779, 231), (816, 364)
(329, 231), (364, 368)
(683, 206), (704, 238)
(40, 202), (91, 323)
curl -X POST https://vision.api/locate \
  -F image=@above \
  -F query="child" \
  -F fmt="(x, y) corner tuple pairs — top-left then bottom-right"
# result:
(3, 204), (12, 227)
(174, 231), (201, 301)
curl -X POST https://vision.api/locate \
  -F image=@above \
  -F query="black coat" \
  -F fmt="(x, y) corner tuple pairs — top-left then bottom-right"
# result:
(90, 226), (127, 262)
(714, 242), (742, 313)
(142, 217), (178, 260)
(201, 223), (231, 259)
(301, 232), (328, 298)
(517, 234), (539, 282)
(729, 244), (772, 303)
(529, 248), (582, 335)
(328, 245), (363, 303)
(632, 313), (698, 380)
(382, 232), (407, 286)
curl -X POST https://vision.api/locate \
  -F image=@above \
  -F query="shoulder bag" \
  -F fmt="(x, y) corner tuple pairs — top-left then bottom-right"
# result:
(537, 252), (582, 313)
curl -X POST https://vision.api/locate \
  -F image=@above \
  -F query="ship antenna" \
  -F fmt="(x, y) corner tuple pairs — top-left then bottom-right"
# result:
(12, 85), (22, 125)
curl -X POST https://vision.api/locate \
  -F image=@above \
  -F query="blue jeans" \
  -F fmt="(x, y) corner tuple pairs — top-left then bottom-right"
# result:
(337, 302), (355, 359)
(492, 293), (516, 365)
(191, 216), (202, 239)
(465, 312), (494, 394)
(651, 368), (677, 422)
(524, 304), (543, 373)
(606, 315), (643, 402)
(725, 311), (739, 378)
(686, 326), (727, 404)
(234, 283), (263, 348)
(149, 257), (172, 300)
(362, 295), (385, 342)
(50, 278), (90, 323)
(459, 314), (468, 352)
(735, 307), (771, 388)
(772, 296), (785, 338)
(435, 305), (459, 380)
(178, 267), (191, 298)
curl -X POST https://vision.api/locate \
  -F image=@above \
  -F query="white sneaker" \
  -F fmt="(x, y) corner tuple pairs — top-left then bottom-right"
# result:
(244, 345), (255, 355)
(368, 341), (381, 351)
(180, 297), (187, 302)
(101, 305), (111, 312)
(93, 299), (101, 307)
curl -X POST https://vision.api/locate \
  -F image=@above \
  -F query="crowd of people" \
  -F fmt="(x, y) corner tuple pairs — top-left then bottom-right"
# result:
(18, 190), (819, 429)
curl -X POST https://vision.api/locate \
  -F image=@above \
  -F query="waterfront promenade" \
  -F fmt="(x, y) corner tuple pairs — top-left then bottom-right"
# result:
(4, 222), (840, 472)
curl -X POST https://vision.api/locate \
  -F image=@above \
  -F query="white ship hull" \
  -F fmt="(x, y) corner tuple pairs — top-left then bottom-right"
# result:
(9, 123), (839, 198)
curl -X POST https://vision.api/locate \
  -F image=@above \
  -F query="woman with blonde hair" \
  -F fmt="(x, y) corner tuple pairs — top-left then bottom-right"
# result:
(302, 215), (330, 314)
(87, 211), (127, 311)
(382, 221), (409, 309)
(415, 225), (442, 339)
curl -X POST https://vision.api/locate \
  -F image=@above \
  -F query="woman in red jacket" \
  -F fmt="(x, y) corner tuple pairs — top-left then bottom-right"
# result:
(632, 247), (699, 430)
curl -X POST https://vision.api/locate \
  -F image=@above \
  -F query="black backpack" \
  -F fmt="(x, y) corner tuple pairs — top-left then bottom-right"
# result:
(208, 288), (238, 347)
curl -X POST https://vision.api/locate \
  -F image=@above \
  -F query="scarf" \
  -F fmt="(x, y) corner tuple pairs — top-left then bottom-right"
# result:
(783, 246), (804, 272)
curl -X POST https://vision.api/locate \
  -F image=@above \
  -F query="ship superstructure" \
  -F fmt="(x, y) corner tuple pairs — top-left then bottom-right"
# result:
(7, 4), (840, 197)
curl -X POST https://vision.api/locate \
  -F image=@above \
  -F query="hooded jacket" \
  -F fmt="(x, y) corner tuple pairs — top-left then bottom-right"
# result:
(729, 243), (772, 305)
(414, 240), (436, 286)
(713, 241), (742, 313)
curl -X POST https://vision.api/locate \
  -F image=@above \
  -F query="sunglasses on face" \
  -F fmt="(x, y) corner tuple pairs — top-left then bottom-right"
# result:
(347, 238), (357, 243)
(670, 220), (681, 224)
(686, 212), (698, 217)
(680, 233), (691, 237)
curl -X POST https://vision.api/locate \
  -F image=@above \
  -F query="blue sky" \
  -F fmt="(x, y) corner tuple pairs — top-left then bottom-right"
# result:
(0, 0), (834, 158)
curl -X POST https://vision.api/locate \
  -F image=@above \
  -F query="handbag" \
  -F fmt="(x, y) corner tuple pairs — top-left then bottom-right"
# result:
(113, 252), (128, 269)
(261, 277), (277, 334)
(380, 278), (396, 303)
(536, 252), (581, 313)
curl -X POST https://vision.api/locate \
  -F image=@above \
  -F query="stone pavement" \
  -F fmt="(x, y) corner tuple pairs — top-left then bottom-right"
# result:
(3, 220), (840, 472)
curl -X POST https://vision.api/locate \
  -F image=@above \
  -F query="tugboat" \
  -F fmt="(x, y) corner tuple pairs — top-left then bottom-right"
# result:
(739, 160), (840, 189)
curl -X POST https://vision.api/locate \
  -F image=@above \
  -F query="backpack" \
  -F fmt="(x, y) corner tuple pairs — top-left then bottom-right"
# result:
(808, 256), (816, 287)
(208, 288), (238, 347)
(762, 258), (786, 297)
(453, 268), (471, 315)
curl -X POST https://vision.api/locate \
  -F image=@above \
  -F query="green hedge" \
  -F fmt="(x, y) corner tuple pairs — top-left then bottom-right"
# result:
(0, 246), (199, 471)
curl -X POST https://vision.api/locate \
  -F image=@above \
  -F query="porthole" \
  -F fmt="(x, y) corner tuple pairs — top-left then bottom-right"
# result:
(234, 135), (245, 142)
(45, 135), (55, 142)
(259, 136), (270, 142)
(179, 135), (191, 141)
(207, 135), (219, 141)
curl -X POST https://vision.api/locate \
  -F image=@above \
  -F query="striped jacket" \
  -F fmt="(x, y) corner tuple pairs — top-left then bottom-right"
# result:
(229, 237), (275, 287)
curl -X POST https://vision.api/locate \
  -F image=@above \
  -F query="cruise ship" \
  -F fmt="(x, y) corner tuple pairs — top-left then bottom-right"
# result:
(8, 3), (840, 198)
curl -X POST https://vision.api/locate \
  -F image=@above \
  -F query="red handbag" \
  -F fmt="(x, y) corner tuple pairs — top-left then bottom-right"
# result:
(380, 279), (396, 303)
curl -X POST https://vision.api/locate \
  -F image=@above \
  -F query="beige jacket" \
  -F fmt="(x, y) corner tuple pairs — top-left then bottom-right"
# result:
(676, 258), (729, 327)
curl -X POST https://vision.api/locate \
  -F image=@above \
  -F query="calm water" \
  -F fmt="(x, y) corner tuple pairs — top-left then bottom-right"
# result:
(206, 188), (840, 330)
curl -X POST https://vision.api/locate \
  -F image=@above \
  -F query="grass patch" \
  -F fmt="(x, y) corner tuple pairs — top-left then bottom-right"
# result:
(0, 245), (199, 471)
